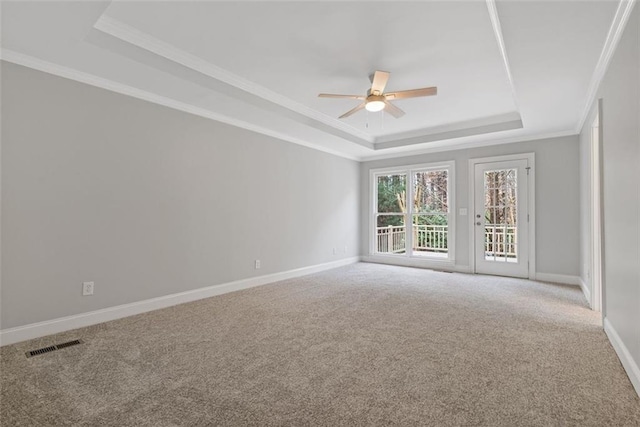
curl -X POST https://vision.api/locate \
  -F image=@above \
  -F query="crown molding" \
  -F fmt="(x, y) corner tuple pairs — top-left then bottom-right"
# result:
(374, 112), (522, 145)
(575, 0), (636, 133)
(93, 14), (374, 144)
(0, 49), (361, 161)
(486, 0), (521, 112)
(375, 119), (523, 151)
(374, 113), (523, 150)
(359, 129), (577, 162)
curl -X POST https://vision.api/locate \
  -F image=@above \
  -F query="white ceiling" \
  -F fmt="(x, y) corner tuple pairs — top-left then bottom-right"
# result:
(0, 1), (623, 160)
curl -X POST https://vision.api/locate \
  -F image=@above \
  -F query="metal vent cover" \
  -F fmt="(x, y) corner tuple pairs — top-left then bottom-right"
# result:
(26, 339), (83, 358)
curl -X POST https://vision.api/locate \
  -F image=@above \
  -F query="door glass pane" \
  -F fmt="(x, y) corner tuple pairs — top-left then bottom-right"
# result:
(412, 214), (448, 258)
(376, 215), (406, 254)
(377, 174), (406, 213)
(484, 169), (518, 262)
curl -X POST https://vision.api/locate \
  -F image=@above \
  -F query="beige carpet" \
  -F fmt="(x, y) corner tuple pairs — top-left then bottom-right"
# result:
(2, 263), (639, 426)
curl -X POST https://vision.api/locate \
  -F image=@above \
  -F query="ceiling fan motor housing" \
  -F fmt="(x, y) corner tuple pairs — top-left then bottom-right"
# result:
(367, 94), (385, 103)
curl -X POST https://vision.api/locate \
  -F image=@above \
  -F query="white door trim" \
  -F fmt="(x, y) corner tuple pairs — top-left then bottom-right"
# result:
(468, 153), (536, 279)
(589, 100), (604, 313)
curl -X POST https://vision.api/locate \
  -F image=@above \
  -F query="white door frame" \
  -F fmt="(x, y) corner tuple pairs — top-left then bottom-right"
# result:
(589, 101), (604, 313)
(468, 153), (536, 279)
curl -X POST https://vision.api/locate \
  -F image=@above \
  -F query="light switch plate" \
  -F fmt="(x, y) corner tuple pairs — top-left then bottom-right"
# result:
(459, 208), (468, 216)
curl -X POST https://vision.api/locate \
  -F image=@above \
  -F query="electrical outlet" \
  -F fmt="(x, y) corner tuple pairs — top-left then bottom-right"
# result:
(255, 260), (261, 269)
(344, 246), (348, 253)
(82, 281), (94, 296)
(332, 247), (336, 255)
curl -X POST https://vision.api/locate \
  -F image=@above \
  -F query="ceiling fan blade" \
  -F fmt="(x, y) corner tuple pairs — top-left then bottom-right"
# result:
(318, 93), (366, 100)
(384, 87), (438, 100)
(383, 101), (405, 118)
(370, 71), (390, 95)
(339, 102), (366, 119)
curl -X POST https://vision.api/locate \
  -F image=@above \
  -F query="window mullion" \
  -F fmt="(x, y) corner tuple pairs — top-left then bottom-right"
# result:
(406, 170), (414, 257)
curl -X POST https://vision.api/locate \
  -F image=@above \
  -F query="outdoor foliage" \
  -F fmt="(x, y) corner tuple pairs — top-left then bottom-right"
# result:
(484, 170), (517, 225)
(377, 174), (406, 227)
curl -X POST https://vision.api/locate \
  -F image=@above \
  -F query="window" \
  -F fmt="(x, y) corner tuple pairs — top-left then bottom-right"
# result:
(371, 162), (455, 262)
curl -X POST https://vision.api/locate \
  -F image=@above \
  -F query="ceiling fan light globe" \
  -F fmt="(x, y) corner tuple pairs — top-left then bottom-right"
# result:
(365, 100), (385, 112)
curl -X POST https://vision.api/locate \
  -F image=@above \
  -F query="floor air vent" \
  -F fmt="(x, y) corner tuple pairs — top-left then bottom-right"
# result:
(26, 339), (83, 358)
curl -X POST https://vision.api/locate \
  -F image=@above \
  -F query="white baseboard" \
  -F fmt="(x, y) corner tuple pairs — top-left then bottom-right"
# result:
(579, 277), (592, 308)
(361, 255), (469, 273)
(0, 257), (361, 346)
(604, 317), (640, 398)
(534, 272), (581, 286)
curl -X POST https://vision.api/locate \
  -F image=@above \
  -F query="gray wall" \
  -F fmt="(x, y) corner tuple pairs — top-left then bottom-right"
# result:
(361, 135), (581, 276)
(1, 62), (360, 329)
(580, 6), (639, 370)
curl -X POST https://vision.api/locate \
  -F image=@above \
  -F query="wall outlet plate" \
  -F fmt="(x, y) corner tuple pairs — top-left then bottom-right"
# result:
(82, 281), (94, 296)
(255, 260), (261, 269)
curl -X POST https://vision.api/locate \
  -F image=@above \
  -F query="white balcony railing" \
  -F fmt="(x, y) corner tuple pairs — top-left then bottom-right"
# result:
(484, 224), (517, 259)
(375, 224), (447, 254)
(376, 225), (407, 254)
(414, 224), (447, 254)
(375, 224), (517, 257)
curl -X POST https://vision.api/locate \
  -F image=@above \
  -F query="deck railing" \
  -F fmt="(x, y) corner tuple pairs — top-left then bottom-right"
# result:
(413, 224), (448, 253)
(375, 224), (447, 254)
(376, 225), (407, 254)
(484, 224), (517, 258)
(375, 224), (517, 257)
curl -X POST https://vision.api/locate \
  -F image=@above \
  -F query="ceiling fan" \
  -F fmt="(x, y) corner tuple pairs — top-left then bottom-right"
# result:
(318, 70), (437, 119)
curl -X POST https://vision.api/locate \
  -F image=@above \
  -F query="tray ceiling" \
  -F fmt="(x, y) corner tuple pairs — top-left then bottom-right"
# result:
(0, 1), (623, 160)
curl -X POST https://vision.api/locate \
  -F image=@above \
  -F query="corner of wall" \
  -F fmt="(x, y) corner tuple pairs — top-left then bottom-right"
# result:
(579, 276), (592, 308)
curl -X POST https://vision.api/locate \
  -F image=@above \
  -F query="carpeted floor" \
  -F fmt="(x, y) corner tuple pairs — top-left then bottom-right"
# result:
(2, 263), (640, 426)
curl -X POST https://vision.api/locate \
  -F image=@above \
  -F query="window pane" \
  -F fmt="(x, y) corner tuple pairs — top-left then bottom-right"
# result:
(375, 215), (406, 254)
(414, 170), (448, 213)
(377, 174), (406, 213)
(412, 214), (448, 257)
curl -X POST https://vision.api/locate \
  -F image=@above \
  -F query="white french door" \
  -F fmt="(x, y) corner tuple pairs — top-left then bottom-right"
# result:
(473, 159), (530, 278)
